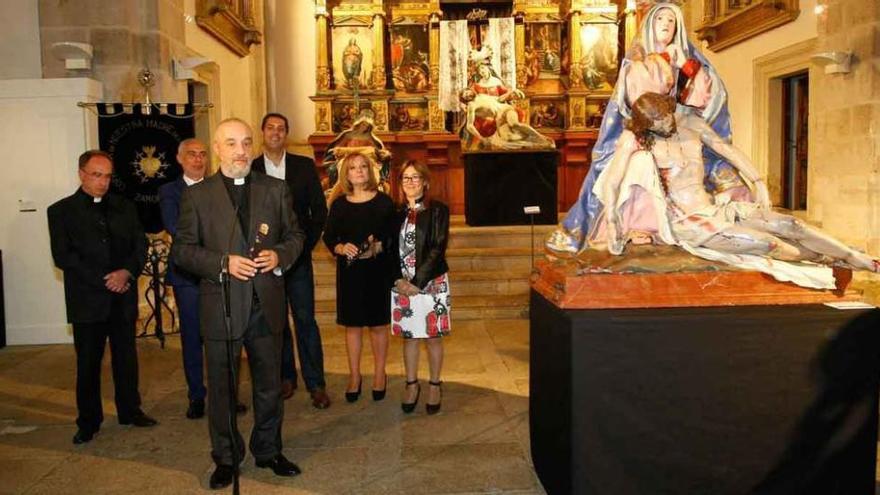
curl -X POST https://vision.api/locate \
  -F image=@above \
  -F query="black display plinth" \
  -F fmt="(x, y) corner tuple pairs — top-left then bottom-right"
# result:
(529, 290), (879, 495)
(464, 151), (557, 226)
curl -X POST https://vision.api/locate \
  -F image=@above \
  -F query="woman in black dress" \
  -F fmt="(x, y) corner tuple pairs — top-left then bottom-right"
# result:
(323, 153), (394, 402)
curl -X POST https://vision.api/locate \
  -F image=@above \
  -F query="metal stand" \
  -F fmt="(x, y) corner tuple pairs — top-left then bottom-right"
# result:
(140, 238), (176, 347)
(220, 260), (241, 495)
(524, 205), (541, 275)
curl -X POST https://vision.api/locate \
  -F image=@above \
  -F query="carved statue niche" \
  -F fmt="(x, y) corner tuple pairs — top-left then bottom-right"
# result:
(322, 109), (392, 194)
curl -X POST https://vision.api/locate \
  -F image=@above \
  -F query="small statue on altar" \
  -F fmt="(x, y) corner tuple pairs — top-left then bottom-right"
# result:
(593, 92), (880, 288)
(322, 109), (392, 193)
(459, 55), (555, 152)
(342, 38), (364, 90)
(460, 89), (555, 151)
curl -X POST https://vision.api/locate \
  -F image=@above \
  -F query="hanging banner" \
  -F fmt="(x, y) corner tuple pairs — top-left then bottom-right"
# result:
(98, 104), (194, 233)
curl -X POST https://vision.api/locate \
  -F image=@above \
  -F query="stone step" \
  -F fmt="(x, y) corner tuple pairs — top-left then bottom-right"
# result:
(446, 224), (557, 249)
(313, 269), (532, 301)
(312, 247), (537, 275)
(313, 293), (529, 327)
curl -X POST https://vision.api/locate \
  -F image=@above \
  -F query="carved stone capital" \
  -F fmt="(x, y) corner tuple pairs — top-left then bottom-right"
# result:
(373, 100), (389, 131)
(316, 67), (332, 91)
(370, 66), (386, 90)
(428, 99), (444, 132)
(569, 62), (584, 90)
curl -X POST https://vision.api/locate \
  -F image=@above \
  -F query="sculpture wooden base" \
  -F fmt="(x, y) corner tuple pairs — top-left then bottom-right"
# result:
(533, 245), (861, 309)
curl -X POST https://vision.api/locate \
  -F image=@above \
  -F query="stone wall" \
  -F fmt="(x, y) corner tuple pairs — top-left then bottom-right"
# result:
(38, 0), (189, 102)
(0, 0), (42, 79)
(809, 0), (880, 255)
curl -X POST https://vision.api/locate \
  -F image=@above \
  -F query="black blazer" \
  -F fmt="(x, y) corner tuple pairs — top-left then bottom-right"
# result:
(390, 200), (450, 290)
(47, 189), (147, 324)
(252, 152), (327, 258)
(171, 171), (305, 340)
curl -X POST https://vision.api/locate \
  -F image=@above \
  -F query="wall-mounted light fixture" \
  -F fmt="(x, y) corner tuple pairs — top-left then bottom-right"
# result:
(811, 51), (853, 75)
(51, 42), (93, 70)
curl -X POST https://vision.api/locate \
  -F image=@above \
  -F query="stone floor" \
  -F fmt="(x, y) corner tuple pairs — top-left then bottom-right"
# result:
(3, 302), (880, 494)
(0, 319), (544, 494)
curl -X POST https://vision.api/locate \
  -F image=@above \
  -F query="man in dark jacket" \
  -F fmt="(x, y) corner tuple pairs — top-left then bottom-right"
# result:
(172, 118), (305, 489)
(252, 112), (331, 409)
(47, 150), (157, 445)
(158, 138), (209, 419)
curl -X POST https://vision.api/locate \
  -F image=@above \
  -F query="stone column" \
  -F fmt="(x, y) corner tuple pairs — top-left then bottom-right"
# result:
(702, 0), (717, 24)
(264, 0), (317, 142)
(428, 11), (440, 87)
(569, 10), (584, 90)
(315, 3), (331, 92)
(370, 13), (387, 90)
(515, 13), (526, 89)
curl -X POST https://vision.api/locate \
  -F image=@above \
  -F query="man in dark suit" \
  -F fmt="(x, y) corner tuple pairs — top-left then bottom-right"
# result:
(172, 118), (305, 489)
(158, 138), (209, 419)
(252, 112), (330, 409)
(47, 150), (158, 445)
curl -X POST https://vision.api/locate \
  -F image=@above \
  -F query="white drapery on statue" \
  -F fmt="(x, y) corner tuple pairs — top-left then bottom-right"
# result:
(439, 18), (518, 112)
(439, 20), (470, 112)
(487, 17), (517, 90)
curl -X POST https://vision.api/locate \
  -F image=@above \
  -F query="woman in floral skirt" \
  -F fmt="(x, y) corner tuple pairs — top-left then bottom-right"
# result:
(390, 160), (451, 414)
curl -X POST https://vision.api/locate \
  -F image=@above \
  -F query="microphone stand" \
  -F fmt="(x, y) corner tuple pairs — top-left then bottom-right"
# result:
(220, 260), (241, 495)
(221, 201), (242, 495)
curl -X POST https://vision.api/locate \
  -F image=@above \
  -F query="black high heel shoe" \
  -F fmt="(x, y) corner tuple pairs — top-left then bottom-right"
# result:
(372, 375), (387, 401)
(401, 379), (420, 414)
(345, 377), (362, 403)
(426, 380), (442, 415)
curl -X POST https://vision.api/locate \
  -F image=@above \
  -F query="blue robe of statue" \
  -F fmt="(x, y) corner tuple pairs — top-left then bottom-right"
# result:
(548, 3), (746, 253)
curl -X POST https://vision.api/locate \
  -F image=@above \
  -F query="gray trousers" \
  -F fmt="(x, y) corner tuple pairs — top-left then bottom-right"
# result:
(205, 305), (283, 465)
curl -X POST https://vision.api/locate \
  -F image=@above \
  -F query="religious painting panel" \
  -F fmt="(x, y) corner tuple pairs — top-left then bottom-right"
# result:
(331, 24), (374, 91)
(389, 102), (429, 132)
(332, 100), (374, 133)
(390, 23), (431, 94)
(529, 98), (566, 129)
(525, 22), (563, 82)
(577, 21), (618, 93)
(584, 97), (609, 129)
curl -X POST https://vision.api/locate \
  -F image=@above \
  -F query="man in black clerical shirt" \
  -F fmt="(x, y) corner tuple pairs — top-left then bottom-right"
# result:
(47, 150), (157, 445)
(172, 118), (305, 489)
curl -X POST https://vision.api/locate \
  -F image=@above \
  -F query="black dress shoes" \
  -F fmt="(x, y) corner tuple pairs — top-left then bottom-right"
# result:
(209, 464), (236, 490)
(72, 428), (96, 445)
(281, 379), (297, 400)
(119, 412), (158, 427)
(310, 388), (331, 409)
(255, 453), (302, 477)
(186, 399), (205, 419)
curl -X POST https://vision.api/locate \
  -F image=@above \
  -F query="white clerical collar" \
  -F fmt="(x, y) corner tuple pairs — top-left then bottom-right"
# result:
(183, 175), (203, 186)
(234, 177), (245, 185)
(93, 196), (102, 203)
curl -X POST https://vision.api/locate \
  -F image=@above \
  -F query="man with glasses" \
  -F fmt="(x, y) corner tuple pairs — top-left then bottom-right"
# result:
(47, 150), (157, 445)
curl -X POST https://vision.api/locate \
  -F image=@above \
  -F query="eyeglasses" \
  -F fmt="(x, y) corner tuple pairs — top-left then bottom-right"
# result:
(401, 175), (422, 184)
(82, 170), (113, 180)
